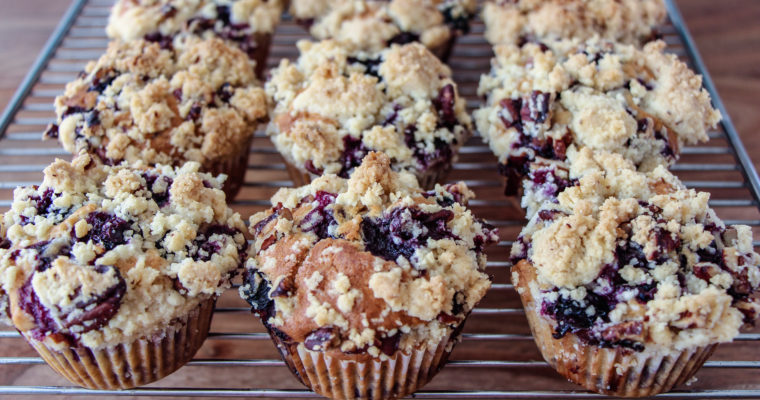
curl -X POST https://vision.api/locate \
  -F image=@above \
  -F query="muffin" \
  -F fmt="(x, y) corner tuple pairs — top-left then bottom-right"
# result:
(0, 154), (247, 389)
(266, 40), (472, 189)
(44, 37), (268, 200)
(483, 0), (666, 46)
(288, 0), (349, 26)
(107, 0), (284, 78)
(510, 159), (760, 397)
(474, 38), (721, 196)
(520, 147), (683, 219)
(240, 152), (498, 399)
(294, 0), (477, 60)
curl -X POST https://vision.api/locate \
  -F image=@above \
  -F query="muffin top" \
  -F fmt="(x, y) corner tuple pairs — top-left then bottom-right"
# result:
(46, 37), (267, 169)
(0, 154), (247, 349)
(305, 0), (477, 53)
(107, 0), (284, 41)
(475, 38), (721, 178)
(519, 147), (681, 219)
(511, 155), (760, 351)
(240, 153), (497, 356)
(266, 40), (472, 180)
(483, 0), (666, 46)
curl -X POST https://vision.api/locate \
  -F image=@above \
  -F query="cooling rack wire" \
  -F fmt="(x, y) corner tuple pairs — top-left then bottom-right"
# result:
(0, 0), (759, 397)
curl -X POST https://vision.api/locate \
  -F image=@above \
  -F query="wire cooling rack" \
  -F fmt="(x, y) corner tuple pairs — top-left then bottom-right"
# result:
(0, 0), (759, 398)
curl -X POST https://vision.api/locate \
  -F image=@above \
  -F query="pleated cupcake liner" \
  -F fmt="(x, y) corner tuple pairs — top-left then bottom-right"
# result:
(283, 159), (315, 187)
(205, 135), (253, 201)
(24, 297), (216, 390)
(513, 260), (716, 397)
(267, 325), (463, 400)
(250, 32), (273, 80)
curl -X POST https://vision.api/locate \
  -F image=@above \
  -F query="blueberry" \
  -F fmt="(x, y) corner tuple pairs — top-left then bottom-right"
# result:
(299, 191), (337, 240)
(240, 269), (274, 320)
(347, 56), (382, 79)
(388, 32), (420, 46)
(442, 6), (470, 34)
(17, 276), (57, 341)
(141, 172), (173, 207)
(43, 123), (59, 139)
(216, 82), (234, 103)
(304, 326), (338, 351)
(361, 207), (457, 264)
(80, 212), (130, 251)
(143, 32), (174, 50)
(64, 265), (126, 333)
(338, 136), (369, 178)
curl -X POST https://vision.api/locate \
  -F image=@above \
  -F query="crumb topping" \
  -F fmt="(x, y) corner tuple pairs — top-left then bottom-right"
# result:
(511, 154), (760, 351)
(483, 0), (666, 46)
(266, 40), (471, 181)
(475, 38), (721, 195)
(240, 153), (497, 356)
(0, 154), (247, 350)
(107, 0), (284, 41)
(47, 37), (267, 169)
(294, 0), (477, 53)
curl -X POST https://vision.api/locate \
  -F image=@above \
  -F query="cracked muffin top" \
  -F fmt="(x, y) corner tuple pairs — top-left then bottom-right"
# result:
(107, 0), (284, 45)
(299, 0), (477, 54)
(0, 154), (247, 350)
(483, 0), (666, 46)
(46, 37), (267, 169)
(474, 38), (721, 193)
(240, 153), (498, 357)
(266, 39), (472, 181)
(511, 154), (760, 352)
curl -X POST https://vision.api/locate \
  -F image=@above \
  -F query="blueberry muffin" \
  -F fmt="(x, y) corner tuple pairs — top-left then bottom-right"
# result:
(0, 154), (247, 389)
(483, 0), (666, 46)
(474, 38), (721, 196)
(510, 162), (760, 396)
(107, 0), (284, 78)
(240, 152), (498, 399)
(295, 0), (477, 60)
(520, 146), (682, 219)
(267, 40), (472, 189)
(288, 0), (349, 25)
(45, 37), (268, 200)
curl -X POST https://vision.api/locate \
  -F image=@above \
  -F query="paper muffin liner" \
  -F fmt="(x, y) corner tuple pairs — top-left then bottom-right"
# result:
(250, 32), (273, 80)
(512, 260), (717, 397)
(429, 35), (458, 63)
(417, 163), (453, 191)
(267, 324), (464, 400)
(23, 297), (216, 390)
(283, 159), (315, 187)
(205, 135), (253, 201)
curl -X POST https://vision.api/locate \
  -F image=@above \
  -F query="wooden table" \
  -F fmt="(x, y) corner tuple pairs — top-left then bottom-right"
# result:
(0, 1), (759, 398)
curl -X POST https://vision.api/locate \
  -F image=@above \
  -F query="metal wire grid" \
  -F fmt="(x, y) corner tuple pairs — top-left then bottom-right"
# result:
(0, 0), (759, 397)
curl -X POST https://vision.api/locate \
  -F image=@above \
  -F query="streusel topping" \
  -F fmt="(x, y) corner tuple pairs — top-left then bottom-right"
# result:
(483, 0), (666, 46)
(266, 40), (471, 181)
(46, 37), (267, 169)
(107, 0), (284, 45)
(306, 0), (476, 54)
(520, 147), (682, 218)
(475, 38), (721, 194)
(240, 153), (497, 356)
(511, 159), (760, 351)
(0, 154), (247, 350)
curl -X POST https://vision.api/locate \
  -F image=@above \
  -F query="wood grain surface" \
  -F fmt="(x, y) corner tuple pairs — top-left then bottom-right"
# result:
(0, 1), (759, 399)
